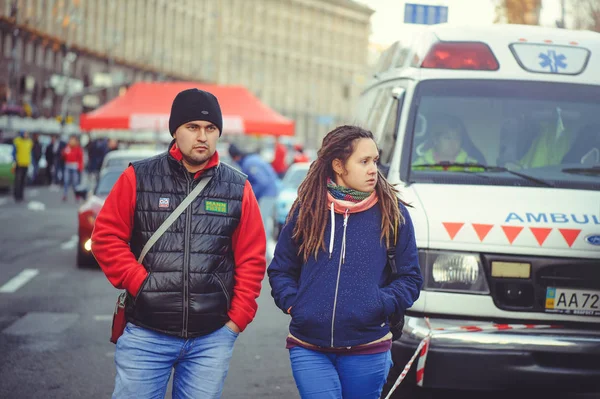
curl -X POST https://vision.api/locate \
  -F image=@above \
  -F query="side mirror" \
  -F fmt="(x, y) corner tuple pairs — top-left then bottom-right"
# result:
(391, 87), (405, 99)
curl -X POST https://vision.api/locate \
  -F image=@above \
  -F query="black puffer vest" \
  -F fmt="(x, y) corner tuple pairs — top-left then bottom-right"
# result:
(125, 149), (247, 338)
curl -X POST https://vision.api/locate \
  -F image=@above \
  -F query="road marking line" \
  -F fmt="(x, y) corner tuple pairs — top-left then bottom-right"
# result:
(61, 235), (78, 250)
(27, 201), (46, 211)
(94, 315), (113, 321)
(0, 269), (40, 293)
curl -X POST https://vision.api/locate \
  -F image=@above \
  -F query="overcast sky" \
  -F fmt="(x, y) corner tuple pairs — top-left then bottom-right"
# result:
(357, 0), (564, 45)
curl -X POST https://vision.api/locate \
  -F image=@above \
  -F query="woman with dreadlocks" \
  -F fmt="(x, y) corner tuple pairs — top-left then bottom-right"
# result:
(268, 125), (423, 398)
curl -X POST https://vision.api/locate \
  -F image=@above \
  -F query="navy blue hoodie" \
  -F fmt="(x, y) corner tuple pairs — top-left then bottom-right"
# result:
(268, 201), (423, 348)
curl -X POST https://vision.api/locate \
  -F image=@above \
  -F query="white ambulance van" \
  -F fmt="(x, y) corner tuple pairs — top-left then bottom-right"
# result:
(356, 24), (600, 395)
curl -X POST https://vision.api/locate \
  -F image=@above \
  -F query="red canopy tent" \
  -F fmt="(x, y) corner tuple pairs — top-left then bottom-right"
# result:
(79, 82), (295, 136)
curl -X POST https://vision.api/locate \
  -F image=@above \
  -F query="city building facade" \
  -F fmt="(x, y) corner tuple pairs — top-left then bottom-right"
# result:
(0, 0), (373, 145)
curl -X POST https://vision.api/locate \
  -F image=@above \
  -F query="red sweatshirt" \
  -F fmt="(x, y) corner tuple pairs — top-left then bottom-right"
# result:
(271, 142), (288, 174)
(62, 145), (84, 172)
(91, 144), (267, 332)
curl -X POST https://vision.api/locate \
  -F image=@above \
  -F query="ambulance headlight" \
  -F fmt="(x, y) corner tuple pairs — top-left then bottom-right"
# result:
(421, 250), (489, 294)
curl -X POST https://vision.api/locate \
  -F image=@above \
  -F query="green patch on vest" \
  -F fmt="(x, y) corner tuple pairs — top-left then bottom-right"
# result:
(205, 200), (228, 214)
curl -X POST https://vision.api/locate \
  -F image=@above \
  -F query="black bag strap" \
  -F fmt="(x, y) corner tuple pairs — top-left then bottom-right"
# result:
(137, 174), (213, 264)
(386, 218), (405, 342)
(386, 219), (398, 275)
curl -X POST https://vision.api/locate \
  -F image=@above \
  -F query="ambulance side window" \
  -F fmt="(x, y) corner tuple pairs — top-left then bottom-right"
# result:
(355, 87), (380, 126)
(379, 89), (405, 173)
(365, 88), (391, 135)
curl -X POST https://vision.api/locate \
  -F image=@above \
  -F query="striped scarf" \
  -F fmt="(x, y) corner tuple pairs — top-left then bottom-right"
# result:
(327, 177), (372, 203)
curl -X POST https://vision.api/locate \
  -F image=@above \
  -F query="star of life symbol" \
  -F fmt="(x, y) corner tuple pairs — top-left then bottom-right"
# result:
(539, 50), (567, 73)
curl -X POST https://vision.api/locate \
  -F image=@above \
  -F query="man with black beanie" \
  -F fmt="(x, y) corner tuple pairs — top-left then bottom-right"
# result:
(168, 88), (223, 137)
(92, 88), (267, 398)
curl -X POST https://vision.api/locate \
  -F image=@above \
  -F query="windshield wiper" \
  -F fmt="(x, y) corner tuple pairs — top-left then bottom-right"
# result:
(413, 162), (555, 187)
(561, 165), (600, 176)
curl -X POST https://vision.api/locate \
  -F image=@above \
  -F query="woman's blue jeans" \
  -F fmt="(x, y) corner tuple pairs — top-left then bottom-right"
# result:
(63, 166), (79, 197)
(113, 322), (238, 399)
(289, 347), (392, 399)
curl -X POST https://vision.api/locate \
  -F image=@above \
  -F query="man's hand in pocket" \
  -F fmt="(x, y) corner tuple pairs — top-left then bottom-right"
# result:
(226, 320), (240, 333)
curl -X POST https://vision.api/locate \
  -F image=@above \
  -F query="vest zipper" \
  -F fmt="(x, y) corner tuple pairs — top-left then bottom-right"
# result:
(182, 172), (192, 337)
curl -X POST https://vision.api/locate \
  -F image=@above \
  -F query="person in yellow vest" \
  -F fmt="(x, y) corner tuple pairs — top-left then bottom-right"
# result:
(12, 131), (33, 202)
(413, 116), (479, 171)
(517, 120), (574, 169)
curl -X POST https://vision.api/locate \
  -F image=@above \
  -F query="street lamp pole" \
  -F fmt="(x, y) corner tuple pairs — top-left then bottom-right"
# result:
(59, 49), (77, 136)
(7, 0), (19, 134)
(60, 85), (113, 122)
(556, 0), (566, 28)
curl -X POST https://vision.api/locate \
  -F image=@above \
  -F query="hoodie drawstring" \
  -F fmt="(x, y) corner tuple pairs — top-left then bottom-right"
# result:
(341, 209), (349, 264)
(329, 202), (350, 263)
(329, 202), (335, 258)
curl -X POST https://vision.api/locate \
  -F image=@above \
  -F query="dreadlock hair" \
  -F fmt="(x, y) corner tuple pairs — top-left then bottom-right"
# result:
(288, 125), (407, 262)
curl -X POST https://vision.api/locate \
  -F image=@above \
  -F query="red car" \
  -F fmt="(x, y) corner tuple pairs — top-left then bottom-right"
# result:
(77, 167), (124, 267)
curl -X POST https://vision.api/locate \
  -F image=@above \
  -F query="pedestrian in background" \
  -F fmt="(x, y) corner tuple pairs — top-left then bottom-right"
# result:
(292, 143), (310, 164)
(107, 138), (119, 152)
(271, 136), (289, 178)
(92, 88), (267, 398)
(12, 131), (32, 202)
(52, 136), (66, 185)
(228, 143), (280, 238)
(86, 138), (107, 185)
(45, 135), (57, 185)
(268, 125), (423, 399)
(31, 133), (42, 184)
(61, 135), (83, 202)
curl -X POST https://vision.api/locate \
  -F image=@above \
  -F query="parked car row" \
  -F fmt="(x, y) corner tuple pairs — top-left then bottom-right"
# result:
(76, 148), (163, 267)
(0, 144), (15, 192)
(272, 162), (310, 240)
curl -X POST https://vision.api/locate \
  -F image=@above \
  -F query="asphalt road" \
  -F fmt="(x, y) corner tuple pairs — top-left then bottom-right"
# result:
(0, 185), (298, 399)
(1, 186), (597, 399)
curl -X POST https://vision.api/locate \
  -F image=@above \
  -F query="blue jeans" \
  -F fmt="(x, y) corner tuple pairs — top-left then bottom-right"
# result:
(113, 322), (238, 399)
(32, 162), (39, 183)
(54, 163), (64, 184)
(289, 347), (392, 399)
(63, 166), (79, 197)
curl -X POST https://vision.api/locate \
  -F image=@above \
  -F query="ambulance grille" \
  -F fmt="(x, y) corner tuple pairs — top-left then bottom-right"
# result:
(482, 254), (599, 313)
(537, 264), (600, 290)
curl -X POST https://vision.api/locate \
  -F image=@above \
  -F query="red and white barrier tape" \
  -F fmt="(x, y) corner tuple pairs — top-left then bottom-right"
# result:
(415, 316), (434, 388)
(383, 318), (558, 398)
(383, 335), (430, 399)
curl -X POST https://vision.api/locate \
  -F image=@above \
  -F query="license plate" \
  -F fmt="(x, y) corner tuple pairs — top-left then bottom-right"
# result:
(545, 287), (600, 316)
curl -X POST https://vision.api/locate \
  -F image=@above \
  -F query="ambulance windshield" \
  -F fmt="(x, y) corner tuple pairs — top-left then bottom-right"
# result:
(408, 79), (600, 190)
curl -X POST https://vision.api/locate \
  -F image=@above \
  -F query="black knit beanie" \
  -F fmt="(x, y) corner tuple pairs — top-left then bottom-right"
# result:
(168, 89), (223, 136)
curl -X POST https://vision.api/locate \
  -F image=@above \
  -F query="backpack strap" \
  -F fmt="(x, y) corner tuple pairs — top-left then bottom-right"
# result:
(386, 218), (398, 275)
